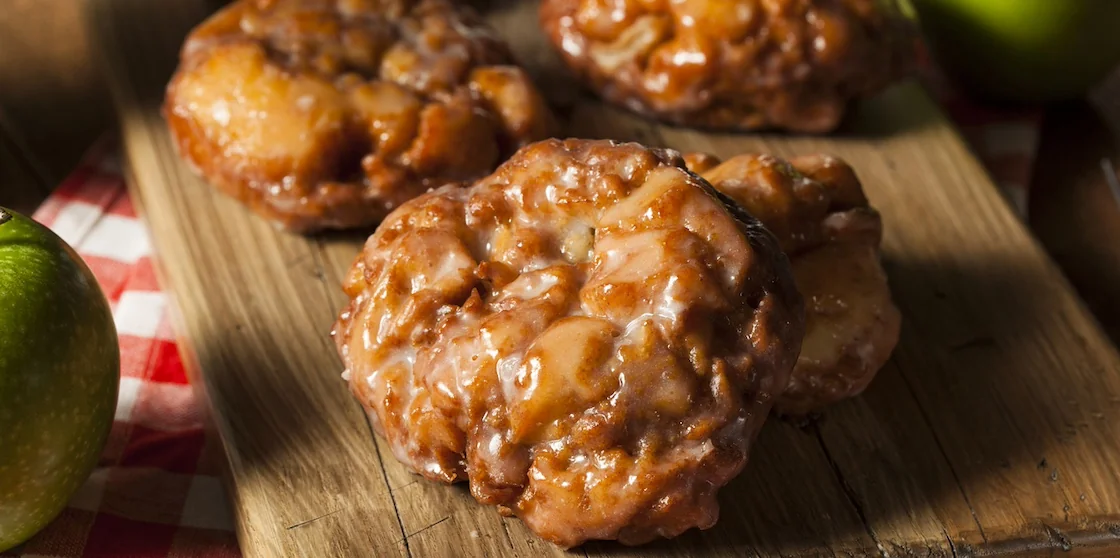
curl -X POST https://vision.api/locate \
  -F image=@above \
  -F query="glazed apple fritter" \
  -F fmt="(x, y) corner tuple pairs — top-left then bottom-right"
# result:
(333, 139), (804, 547)
(687, 152), (900, 415)
(165, 0), (554, 232)
(541, 0), (914, 132)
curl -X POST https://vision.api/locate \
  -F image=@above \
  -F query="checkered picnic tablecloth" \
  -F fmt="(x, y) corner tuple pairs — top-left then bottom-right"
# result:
(0, 90), (1042, 557)
(1, 141), (238, 558)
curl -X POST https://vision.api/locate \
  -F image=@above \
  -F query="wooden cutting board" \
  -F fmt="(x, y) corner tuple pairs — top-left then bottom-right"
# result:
(87, 0), (1120, 555)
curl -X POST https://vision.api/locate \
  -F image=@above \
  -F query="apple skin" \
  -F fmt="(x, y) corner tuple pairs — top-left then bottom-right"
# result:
(0, 208), (119, 551)
(911, 0), (1120, 102)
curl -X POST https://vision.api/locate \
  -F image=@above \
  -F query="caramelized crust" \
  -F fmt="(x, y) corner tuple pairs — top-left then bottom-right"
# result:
(165, 0), (554, 232)
(333, 139), (803, 547)
(689, 152), (900, 414)
(540, 0), (914, 132)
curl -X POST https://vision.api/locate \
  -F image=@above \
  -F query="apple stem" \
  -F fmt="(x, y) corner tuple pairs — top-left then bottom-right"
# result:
(0, 209), (10, 227)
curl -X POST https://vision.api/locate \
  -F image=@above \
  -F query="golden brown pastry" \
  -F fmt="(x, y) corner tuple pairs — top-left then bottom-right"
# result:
(333, 139), (804, 547)
(686, 152), (900, 415)
(165, 0), (554, 232)
(540, 0), (914, 132)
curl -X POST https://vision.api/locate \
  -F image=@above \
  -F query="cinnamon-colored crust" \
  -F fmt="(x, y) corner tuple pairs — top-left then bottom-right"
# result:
(333, 138), (803, 547)
(165, 0), (555, 232)
(541, 0), (914, 132)
(689, 152), (901, 414)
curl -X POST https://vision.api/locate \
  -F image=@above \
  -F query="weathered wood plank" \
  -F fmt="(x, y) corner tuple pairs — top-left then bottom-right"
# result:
(90, 0), (1120, 555)
(87, 1), (407, 556)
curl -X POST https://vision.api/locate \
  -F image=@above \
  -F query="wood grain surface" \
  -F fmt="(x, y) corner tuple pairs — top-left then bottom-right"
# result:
(87, 0), (1120, 555)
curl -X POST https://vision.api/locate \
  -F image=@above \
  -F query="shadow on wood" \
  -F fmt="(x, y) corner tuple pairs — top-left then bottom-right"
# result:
(89, 0), (1120, 555)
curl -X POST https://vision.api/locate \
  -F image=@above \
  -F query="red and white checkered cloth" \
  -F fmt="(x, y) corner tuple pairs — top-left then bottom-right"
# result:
(1, 140), (238, 558)
(921, 57), (1043, 216)
(1, 84), (1042, 557)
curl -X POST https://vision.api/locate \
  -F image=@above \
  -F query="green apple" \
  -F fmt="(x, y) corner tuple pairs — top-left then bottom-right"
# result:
(0, 208), (119, 551)
(911, 0), (1120, 102)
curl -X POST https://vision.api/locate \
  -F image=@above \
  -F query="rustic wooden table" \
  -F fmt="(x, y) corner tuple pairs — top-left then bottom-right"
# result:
(2, 1), (1120, 556)
(0, 0), (113, 215)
